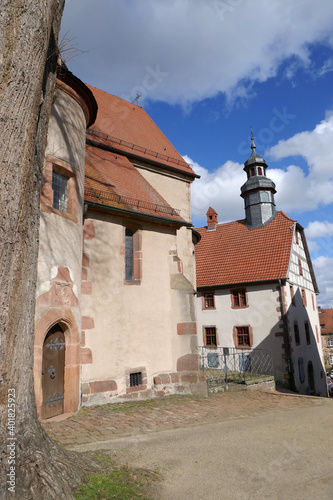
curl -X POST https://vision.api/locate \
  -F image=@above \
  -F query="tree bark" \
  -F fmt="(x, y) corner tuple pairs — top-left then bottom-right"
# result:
(0, 1), (91, 498)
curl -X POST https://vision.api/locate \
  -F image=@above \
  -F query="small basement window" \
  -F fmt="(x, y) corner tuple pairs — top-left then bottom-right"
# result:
(130, 372), (142, 387)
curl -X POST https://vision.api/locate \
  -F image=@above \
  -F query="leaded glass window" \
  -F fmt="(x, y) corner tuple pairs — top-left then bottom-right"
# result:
(52, 171), (68, 212)
(125, 229), (134, 281)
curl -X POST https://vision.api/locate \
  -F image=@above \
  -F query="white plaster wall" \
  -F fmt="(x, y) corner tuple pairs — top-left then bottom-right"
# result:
(284, 229), (326, 395)
(284, 282), (326, 395)
(45, 89), (87, 171)
(197, 284), (287, 382)
(81, 214), (195, 393)
(137, 167), (192, 223)
(35, 89), (87, 330)
(136, 167), (196, 285)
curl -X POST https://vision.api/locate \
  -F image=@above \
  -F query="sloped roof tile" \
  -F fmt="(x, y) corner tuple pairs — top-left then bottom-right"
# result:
(195, 211), (295, 288)
(84, 145), (186, 225)
(86, 85), (195, 177)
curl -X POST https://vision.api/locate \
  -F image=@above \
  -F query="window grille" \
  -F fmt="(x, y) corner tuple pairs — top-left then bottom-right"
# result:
(125, 229), (134, 281)
(204, 293), (214, 308)
(237, 327), (250, 347)
(52, 171), (68, 212)
(130, 372), (142, 387)
(232, 290), (247, 307)
(205, 327), (217, 346)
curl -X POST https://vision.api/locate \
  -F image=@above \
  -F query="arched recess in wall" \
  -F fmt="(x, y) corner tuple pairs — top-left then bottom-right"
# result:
(34, 307), (80, 419)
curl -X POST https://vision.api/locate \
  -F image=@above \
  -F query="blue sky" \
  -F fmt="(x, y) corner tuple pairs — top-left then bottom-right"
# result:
(61, 0), (333, 307)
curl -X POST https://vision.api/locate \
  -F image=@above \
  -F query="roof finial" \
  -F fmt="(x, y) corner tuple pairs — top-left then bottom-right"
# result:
(135, 93), (141, 105)
(250, 125), (256, 151)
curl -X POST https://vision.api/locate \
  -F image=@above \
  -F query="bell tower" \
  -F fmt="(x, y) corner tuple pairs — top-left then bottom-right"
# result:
(240, 132), (277, 228)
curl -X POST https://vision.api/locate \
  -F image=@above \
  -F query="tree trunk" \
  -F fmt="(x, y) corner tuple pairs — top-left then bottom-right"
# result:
(0, 2), (90, 498)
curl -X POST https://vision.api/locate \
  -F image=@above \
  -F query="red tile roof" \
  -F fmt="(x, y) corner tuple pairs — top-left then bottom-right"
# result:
(86, 86), (196, 177)
(195, 211), (295, 288)
(319, 308), (333, 334)
(84, 145), (187, 225)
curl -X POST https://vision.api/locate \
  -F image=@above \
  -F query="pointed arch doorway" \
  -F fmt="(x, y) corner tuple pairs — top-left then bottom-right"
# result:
(41, 324), (65, 419)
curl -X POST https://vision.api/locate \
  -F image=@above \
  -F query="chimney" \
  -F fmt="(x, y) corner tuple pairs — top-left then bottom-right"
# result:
(206, 207), (218, 230)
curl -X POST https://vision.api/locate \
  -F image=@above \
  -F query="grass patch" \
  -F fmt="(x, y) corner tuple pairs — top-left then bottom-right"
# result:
(73, 454), (160, 500)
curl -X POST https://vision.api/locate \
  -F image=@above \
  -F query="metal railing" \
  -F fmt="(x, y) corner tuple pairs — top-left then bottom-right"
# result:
(84, 186), (181, 217)
(199, 347), (274, 389)
(87, 127), (187, 167)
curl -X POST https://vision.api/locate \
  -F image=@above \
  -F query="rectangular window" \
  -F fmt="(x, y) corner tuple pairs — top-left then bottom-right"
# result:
(231, 289), (247, 308)
(290, 285), (295, 306)
(298, 258), (303, 276)
(237, 327), (250, 347)
(330, 355), (333, 365)
(203, 293), (215, 309)
(204, 327), (217, 346)
(295, 231), (299, 244)
(305, 322), (311, 345)
(125, 229), (134, 281)
(312, 294), (315, 311)
(301, 289), (307, 307)
(294, 322), (300, 346)
(328, 338), (333, 347)
(130, 372), (142, 387)
(52, 171), (68, 212)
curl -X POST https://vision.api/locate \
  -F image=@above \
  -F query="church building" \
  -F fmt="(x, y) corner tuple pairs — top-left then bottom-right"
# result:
(195, 136), (327, 396)
(33, 65), (204, 420)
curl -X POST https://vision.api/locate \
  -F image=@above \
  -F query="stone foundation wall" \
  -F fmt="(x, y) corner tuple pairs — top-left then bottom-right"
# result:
(81, 371), (207, 406)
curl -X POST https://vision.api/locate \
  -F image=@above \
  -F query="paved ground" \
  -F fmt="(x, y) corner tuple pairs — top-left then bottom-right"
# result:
(42, 391), (333, 499)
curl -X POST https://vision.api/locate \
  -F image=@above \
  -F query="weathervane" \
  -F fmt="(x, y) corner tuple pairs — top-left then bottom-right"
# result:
(135, 93), (141, 105)
(250, 126), (256, 150)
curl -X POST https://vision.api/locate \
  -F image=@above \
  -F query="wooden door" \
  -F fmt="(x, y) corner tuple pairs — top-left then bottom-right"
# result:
(41, 324), (65, 419)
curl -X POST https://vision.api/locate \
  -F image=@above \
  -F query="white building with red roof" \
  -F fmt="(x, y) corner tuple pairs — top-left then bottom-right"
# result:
(195, 136), (327, 396)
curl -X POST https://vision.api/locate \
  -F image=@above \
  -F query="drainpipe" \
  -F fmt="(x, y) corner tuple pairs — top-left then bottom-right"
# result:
(278, 279), (296, 392)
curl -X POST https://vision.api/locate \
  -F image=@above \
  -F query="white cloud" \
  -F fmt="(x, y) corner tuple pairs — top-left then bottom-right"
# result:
(188, 151), (333, 228)
(312, 256), (333, 308)
(265, 111), (333, 212)
(61, 0), (333, 106)
(186, 155), (245, 226)
(305, 221), (333, 239)
(268, 110), (333, 182)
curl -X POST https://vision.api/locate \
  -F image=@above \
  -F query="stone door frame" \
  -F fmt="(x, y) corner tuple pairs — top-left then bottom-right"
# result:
(34, 307), (80, 419)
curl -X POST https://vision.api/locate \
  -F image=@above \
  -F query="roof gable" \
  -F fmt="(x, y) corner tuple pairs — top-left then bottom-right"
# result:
(195, 211), (295, 288)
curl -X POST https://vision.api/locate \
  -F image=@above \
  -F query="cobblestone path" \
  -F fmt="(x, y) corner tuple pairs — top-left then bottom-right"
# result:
(42, 390), (324, 447)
